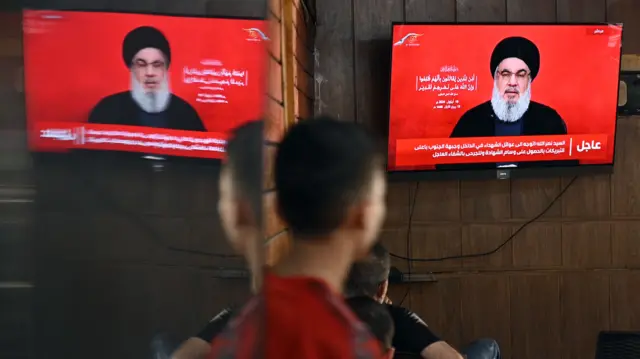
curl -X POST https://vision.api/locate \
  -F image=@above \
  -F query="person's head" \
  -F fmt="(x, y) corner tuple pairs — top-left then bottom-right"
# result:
(218, 120), (264, 258)
(123, 26), (172, 112)
(344, 243), (391, 301)
(490, 36), (539, 123)
(346, 296), (395, 358)
(274, 116), (387, 258)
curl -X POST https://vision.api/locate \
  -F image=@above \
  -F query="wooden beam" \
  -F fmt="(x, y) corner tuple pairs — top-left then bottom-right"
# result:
(281, 0), (297, 127)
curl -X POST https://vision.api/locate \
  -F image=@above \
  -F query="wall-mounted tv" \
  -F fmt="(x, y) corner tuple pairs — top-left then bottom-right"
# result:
(23, 10), (268, 160)
(388, 23), (623, 180)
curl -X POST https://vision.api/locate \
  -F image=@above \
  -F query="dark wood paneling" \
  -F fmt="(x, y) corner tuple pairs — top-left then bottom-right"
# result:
(512, 223), (562, 267)
(456, 0), (506, 22)
(561, 223), (612, 268)
(314, 0), (355, 120)
(461, 225), (513, 269)
(611, 118), (640, 215)
(506, 0), (557, 22)
(611, 222), (640, 267)
(510, 274), (562, 359)
(459, 275), (511, 358)
(460, 180), (510, 221)
(609, 272), (640, 330)
(353, 0), (402, 135)
(557, 0), (606, 22)
(560, 272), (610, 359)
(510, 179), (562, 218)
(404, 0), (456, 22)
(378, 227), (411, 272)
(413, 181), (460, 222)
(607, 0), (640, 54)
(411, 225), (462, 272)
(561, 175), (611, 217)
(410, 280), (463, 349)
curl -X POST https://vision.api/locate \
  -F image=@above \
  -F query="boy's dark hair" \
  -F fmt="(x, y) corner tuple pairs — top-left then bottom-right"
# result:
(346, 296), (394, 350)
(274, 116), (382, 237)
(344, 243), (391, 298)
(224, 120), (264, 220)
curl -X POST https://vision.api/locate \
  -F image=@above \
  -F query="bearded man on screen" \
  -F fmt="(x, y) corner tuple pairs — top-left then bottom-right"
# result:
(88, 26), (205, 131)
(442, 36), (573, 170)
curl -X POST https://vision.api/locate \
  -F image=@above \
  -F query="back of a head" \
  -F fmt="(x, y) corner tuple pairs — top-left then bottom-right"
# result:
(274, 116), (382, 237)
(345, 296), (395, 351)
(224, 119), (264, 219)
(345, 243), (391, 298)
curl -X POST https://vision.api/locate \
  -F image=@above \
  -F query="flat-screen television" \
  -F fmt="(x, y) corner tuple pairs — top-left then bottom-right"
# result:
(23, 10), (268, 160)
(388, 24), (623, 180)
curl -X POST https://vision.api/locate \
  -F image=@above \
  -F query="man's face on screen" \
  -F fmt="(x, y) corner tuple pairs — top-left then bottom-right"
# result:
(132, 48), (167, 92)
(495, 57), (530, 104)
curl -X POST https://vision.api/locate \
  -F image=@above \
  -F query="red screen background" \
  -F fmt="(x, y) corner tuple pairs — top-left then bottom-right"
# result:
(23, 10), (267, 141)
(388, 24), (622, 171)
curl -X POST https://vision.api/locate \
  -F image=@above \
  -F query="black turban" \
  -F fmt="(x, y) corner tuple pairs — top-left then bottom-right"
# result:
(490, 36), (540, 81)
(122, 26), (171, 68)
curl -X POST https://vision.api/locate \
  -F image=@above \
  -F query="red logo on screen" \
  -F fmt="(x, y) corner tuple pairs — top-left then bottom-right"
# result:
(394, 33), (423, 47)
(243, 28), (270, 42)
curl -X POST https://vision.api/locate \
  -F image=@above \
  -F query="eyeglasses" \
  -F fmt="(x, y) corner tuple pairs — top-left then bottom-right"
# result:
(132, 60), (165, 70)
(497, 70), (529, 82)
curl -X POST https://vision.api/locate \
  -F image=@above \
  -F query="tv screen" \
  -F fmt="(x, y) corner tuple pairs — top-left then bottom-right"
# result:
(23, 10), (268, 159)
(388, 24), (622, 176)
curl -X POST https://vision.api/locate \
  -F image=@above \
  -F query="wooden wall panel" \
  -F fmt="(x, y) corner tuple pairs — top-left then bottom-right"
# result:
(611, 222), (640, 267)
(609, 272), (640, 330)
(352, 0), (402, 132)
(461, 225), (513, 269)
(560, 272), (610, 359)
(557, 0), (606, 22)
(378, 227), (411, 273)
(611, 118), (640, 215)
(459, 275), (511, 358)
(456, 0), (505, 22)
(412, 181), (460, 223)
(607, 0), (640, 54)
(511, 223), (562, 267)
(314, 0), (354, 120)
(561, 223), (612, 268)
(506, 0), (557, 22)
(410, 225), (462, 272)
(404, 0), (455, 22)
(409, 280), (463, 349)
(510, 274), (562, 359)
(314, 0), (640, 357)
(460, 180), (510, 221)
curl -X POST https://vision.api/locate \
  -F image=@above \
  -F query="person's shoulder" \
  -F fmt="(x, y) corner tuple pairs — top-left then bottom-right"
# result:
(462, 100), (492, 117)
(529, 101), (561, 117)
(95, 91), (130, 106)
(209, 307), (234, 323)
(386, 304), (412, 317)
(170, 93), (196, 109)
(386, 304), (429, 325)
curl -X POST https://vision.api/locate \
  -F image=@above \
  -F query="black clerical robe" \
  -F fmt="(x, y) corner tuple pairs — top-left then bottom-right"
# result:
(437, 100), (577, 170)
(87, 91), (206, 131)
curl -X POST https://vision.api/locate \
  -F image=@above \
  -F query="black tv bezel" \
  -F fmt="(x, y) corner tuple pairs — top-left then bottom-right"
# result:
(22, 8), (267, 167)
(386, 22), (624, 182)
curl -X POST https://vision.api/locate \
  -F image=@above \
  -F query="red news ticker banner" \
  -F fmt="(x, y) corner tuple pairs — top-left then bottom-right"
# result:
(395, 134), (609, 166)
(33, 122), (228, 159)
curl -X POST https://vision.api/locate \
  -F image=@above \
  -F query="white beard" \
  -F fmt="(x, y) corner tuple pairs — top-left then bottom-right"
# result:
(491, 81), (531, 123)
(130, 72), (171, 113)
